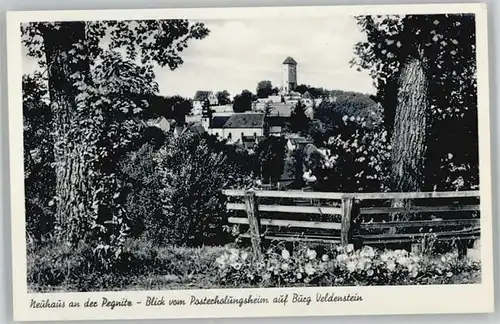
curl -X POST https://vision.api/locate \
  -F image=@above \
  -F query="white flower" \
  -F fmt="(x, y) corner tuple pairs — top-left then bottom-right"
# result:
(357, 260), (366, 271)
(296, 273), (303, 279)
(346, 261), (357, 273)
(336, 254), (347, 262)
(232, 262), (242, 270)
(306, 249), (317, 260)
(380, 253), (390, 262)
(321, 254), (330, 262)
(228, 253), (238, 264)
(346, 244), (354, 253)
(305, 263), (316, 275)
(281, 249), (290, 260)
(397, 257), (409, 267)
(367, 269), (374, 277)
(360, 246), (375, 258)
(281, 263), (289, 271)
(387, 261), (396, 272)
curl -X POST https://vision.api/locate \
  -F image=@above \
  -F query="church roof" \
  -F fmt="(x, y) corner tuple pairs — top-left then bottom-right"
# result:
(223, 113), (265, 129)
(283, 57), (297, 65)
(210, 116), (230, 128)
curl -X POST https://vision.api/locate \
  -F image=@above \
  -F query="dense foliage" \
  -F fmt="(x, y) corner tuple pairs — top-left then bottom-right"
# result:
(22, 19), (210, 263)
(23, 73), (56, 240)
(215, 90), (232, 105)
(297, 89), (388, 192)
(308, 116), (391, 192)
(154, 132), (252, 246)
(256, 80), (279, 98)
(233, 90), (257, 112)
(290, 100), (310, 134)
(351, 14), (478, 191)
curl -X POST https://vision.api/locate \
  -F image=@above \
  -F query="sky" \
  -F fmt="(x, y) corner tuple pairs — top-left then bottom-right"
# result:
(23, 17), (376, 99)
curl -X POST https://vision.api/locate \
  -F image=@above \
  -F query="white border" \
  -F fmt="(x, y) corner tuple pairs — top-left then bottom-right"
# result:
(6, 2), (494, 321)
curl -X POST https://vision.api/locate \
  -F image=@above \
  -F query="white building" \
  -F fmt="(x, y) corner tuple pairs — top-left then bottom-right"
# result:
(203, 112), (266, 143)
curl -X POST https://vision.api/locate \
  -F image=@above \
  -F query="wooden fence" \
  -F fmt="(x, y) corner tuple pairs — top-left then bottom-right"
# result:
(222, 189), (481, 260)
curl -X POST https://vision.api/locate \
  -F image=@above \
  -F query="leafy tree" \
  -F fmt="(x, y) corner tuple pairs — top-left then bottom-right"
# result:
(169, 95), (193, 122)
(290, 100), (309, 134)
(215, 90), (231, 105)
(307, 119), (328, 146)
(233, 89), (256, 112)
(256, 80), (275, 98)
(295, 84), (328, 98)
(21, 20), (209, 254)
(145, 95), (192, 121)
(351, 14), (477, 194)
(254, 136), (287, 184)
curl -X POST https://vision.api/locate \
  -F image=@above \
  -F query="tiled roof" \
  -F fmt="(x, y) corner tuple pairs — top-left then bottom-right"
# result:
(223, 113), (265, 129)
(210, 116), (230, 128)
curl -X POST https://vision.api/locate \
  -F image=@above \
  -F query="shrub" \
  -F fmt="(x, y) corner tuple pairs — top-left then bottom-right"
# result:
(120, 143), (162, 238)
(153, 132), (247, 246)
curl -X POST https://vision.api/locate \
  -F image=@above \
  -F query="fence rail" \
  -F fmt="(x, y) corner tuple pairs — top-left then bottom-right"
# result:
(222, 189), (481, 261)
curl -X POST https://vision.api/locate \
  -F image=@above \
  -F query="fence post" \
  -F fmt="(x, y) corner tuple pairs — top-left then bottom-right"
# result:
(457, 239), (469, 259)
(341, 197), (354, 247)
(244, 189), (263, 262)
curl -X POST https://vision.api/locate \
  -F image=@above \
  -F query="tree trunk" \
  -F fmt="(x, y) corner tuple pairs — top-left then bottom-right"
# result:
(390, 50), (429, 224)
(41, 23), (96, 242)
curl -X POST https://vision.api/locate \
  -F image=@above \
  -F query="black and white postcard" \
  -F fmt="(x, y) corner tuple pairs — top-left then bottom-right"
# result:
(6, 3), (494, 321)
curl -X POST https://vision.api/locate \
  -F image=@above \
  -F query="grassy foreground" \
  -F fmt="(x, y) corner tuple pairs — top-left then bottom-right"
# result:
(27, 239), (481, 292)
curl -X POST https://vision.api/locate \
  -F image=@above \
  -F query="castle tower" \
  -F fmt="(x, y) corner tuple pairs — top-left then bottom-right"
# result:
(282, 56), (297, 94)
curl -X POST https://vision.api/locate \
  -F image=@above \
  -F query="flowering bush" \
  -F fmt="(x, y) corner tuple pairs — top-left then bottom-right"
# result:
(215, 243), (480, 287)
(306, 115), (391, 192)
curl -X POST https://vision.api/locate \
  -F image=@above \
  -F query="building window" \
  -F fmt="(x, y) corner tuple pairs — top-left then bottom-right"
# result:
(228, 132), (232, 139)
